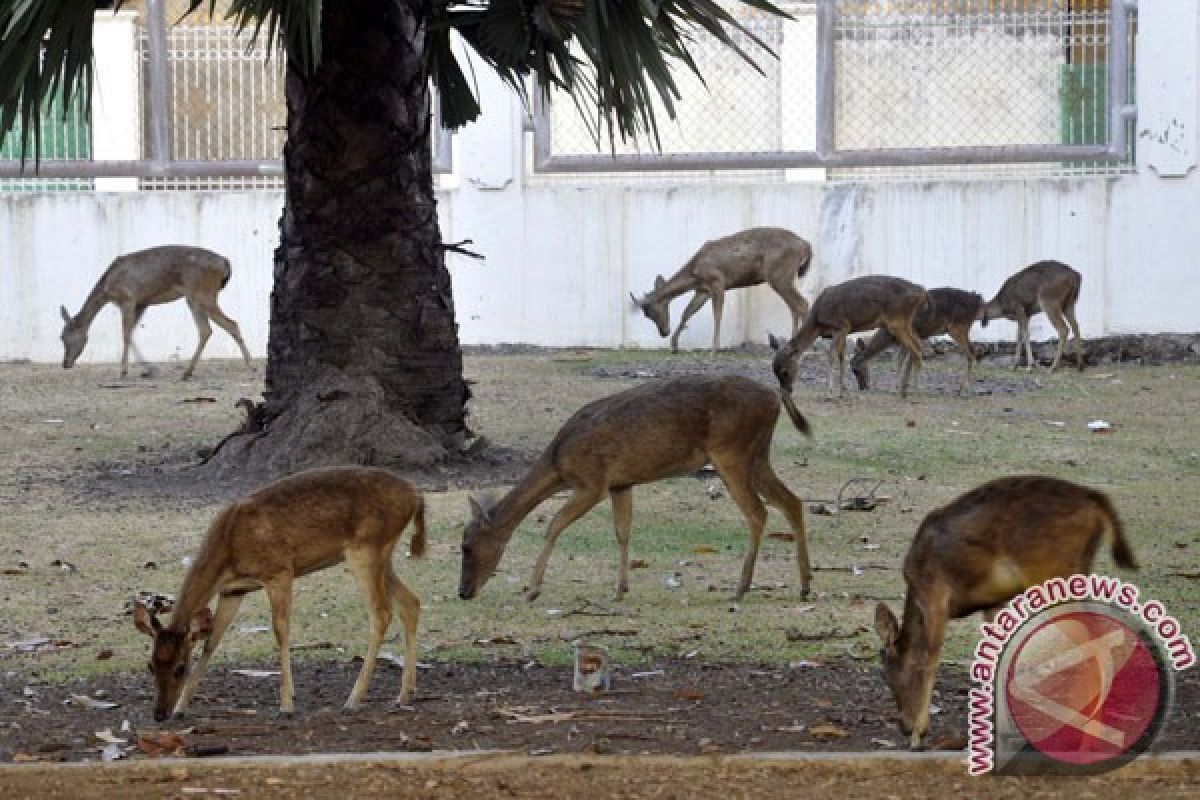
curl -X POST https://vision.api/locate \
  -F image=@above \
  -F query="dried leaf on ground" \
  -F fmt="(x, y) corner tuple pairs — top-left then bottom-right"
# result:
(137, 732), (187, 758)
(673, 688), (705, 702)
(809, 722), (851, 739)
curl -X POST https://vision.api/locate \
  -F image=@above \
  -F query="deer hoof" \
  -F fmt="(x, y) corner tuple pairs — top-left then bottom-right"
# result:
(524, 588), (541, 603)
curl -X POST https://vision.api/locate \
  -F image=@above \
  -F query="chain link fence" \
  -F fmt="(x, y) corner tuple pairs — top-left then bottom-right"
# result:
(532, 0), (1136, 180)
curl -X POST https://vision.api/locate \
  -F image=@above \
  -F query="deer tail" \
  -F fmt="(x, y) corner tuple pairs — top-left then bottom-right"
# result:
(1096, 492), (1137, 569)
(779, 389), (813, 439)
(797, 244), (813, 278)
(408, 495), (428, 558)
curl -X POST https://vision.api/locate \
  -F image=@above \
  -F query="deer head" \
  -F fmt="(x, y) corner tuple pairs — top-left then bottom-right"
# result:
(59, 306), (88, 369)
(631, 276), (671, 338)
(134, 604), (213, 721)
(768, 333), (799, 393)
(458, 493), (509, 600)
(874, 602), (926, 741)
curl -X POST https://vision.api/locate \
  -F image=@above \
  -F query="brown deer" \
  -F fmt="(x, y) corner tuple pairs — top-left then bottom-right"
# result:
(980, 260), (1084, 371)
(133, 467), (426, 721)
(851, 287), (984, 395)
(768, 275), (929, 398)
(458, 375), (813, 603)
(874, 475), (1137, 749)
(631, 227), (812, 354)
(60, 245), (253, 380)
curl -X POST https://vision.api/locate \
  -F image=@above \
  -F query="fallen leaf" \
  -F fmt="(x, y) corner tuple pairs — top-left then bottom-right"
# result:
(50, 559), (77, 573)
(629, 559), (649, 569)
(809, 722), (851, 739)
(181, 397), (217, 403)
(775, 724), (806, 733)
(451, 720), (470, 735)
(231, 669), (280, 678)
(70, 694), (120, 710)
(137, 733), (187, 758)
(96, 648), (114, 661)
(94, 729), (127, 745)
(673, 688), (705, 702)
(767, 531), (795, 542)
(2, 562), (29, 575)
(693, 545), (718, 554)
(931, 733), (968, 750)
(872, 737), (898, 748)
(100, 743), (125, 761)
(12, 753), (39, 763)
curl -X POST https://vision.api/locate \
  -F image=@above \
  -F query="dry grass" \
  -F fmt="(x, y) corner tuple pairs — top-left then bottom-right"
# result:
(1, 351), (1197, 683)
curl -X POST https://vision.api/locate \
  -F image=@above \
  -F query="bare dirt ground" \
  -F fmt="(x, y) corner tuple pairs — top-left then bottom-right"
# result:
(3, 753), (1198, 800)
(2, 346), (1199, 796)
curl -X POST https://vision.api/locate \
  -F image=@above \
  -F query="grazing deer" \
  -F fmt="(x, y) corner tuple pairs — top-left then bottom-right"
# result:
(768, 275), (929, 398)
(133, 467), (426, 720)
(851, 288), (984, 395)
(980, 260), (1084, 371)
(458, 375), (813, 603)
(60, 245), (253, 380)
(631, 227), (812, 354)
(874, 475), (1137, 749)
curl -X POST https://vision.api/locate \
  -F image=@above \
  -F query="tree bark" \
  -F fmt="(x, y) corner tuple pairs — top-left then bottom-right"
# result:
(211, 0), (469, 479)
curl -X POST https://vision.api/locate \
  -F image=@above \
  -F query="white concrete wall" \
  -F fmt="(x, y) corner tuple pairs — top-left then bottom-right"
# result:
(1, 2), (1197, 364)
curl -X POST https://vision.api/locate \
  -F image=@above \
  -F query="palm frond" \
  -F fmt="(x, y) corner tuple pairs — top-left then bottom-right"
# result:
(0, 0), (102, 160)
(437, 0), (790, 146)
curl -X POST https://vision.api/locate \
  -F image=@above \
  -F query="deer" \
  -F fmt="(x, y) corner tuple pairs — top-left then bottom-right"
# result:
(850, 287), (985, 395)
(458, 374), (814, 604)
(631, 227), (812, 354)
(874, 475), (1137, 749)
(133, 467), (426, 721)
(768, 275), (929, 399)
(980, 260), (1084, 372)
(60, 245), (253, 380)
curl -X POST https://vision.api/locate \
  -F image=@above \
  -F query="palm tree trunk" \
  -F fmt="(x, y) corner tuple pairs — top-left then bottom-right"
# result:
(212, 0), (469, 477)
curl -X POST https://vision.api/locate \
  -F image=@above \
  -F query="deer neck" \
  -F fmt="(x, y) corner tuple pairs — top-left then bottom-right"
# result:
(485, 456), (566, 543)
(166, 538), (230, 633)
(71, 288), (112, 330)
(649, 271), (700, 304)
(896, 590), (930, 663)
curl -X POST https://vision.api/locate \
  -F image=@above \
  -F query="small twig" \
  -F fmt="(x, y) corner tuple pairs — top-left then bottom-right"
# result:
(561, 600), (627, 618)
(442, 238), (483, 260)
(559, 628), (639, 641)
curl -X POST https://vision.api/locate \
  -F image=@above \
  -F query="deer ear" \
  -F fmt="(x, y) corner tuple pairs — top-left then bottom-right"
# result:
(654, 275), (665, 290)
(189, 607), (214, 641)
(874, 603), (900, 653)
(468, 493), (494, 524)
(60, 305), (72, 324)
(767, 333), (782, 352)
(629, 292), (642, 310)
(133, 604), (160, 637)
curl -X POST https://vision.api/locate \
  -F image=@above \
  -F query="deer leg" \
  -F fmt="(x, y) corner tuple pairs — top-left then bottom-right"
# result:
(388, 571), (421, 705)
(947, 325), (975, 395)
(835, 333), (850, 396)
(174, 591), (244, 715)
(670, 291), (709, 353)
(711, 457), (768, 601)
(183, 300), (213, 381)
(753, 460), (811, 599)
(526, 487), (605, 602)
(263, 577), (297, 714)
(1065, 305), (1084, 371)
(771, 283), (809, 337)
(1042, 302), (1071, 372)
(343, 546), (392, 710)
(610, 487), (634, 600)
(197, 295), (253, 367)
(117, 303), (141, 379)
(1014, 311), (1034, 371)
(709, 284), (726, 355)
(889, 325), (924, 398)
(126, 305), (158, 377)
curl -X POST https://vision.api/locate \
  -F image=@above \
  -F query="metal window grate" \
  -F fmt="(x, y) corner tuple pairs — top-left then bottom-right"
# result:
(532, 0), (1137, 180)
(0, 80), (94, 191)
